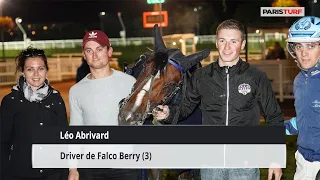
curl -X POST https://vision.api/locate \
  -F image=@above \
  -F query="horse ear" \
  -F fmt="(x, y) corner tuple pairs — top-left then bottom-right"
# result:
(153, 24), (167, 52)
(182, 48), (210, 71)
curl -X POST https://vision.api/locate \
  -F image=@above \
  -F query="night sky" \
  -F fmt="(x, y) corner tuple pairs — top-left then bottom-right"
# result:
(4, 0), (249, 23)
(4, 0), (310, 22)
(1, 0), (311, 40)
(5, 0), (147, 23)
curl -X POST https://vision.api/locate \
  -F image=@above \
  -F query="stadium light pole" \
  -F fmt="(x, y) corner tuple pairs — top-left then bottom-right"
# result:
(0, 0), (3, 16)
(159, 2), (162, 35)
(99, 12), (105, 32)
(194, 6), (202, 36)
(15, 17), (27, 48)
(311, 0), (318, 16)
(117, 12), (126, 46)
(0, 0), (4, 61)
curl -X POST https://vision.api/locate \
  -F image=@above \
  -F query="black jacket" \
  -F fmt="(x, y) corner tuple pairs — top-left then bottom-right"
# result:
(76, 58), (90, 83)
(0, 83), (68, 179)
(167, 59), (284, 125)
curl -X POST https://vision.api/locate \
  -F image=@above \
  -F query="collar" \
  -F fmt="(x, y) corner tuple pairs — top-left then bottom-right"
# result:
(213, 59), (249, 75)
(16, 76), (49, 91)
(301, 62), (320, 77)
(13, 75), (54, 102)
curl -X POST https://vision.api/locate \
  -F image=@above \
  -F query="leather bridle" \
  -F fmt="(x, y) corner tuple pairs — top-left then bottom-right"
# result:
(119, 50), (185, 125)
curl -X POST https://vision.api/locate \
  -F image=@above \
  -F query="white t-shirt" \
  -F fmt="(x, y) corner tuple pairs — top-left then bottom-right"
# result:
(69, 69), (136, 126)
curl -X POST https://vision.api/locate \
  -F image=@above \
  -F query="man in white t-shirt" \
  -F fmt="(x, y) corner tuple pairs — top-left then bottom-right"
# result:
(68, 30), (138, 180)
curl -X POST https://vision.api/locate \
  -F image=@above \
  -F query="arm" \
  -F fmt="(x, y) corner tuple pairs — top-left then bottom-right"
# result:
(285, 117), (298, 135)
(257, 72), (284, 125)
(164, 70), (202, 123)
(257, 72), (284, 179)
(55, 92), (68, 127)
(53, 93), (81, 179)
(67, 90), (82, 179)
(68, 89), (84, 126)
(0, 96), (15, 179)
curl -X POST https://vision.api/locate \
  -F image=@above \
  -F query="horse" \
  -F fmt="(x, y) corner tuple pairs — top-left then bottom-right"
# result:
(118, 24), (209, 126)
(118, 24), (210, 180)
(123, 50), (203, 180)
(123, 50), (203, 126)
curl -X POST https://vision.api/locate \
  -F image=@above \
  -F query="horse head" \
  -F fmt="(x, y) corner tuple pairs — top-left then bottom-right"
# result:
(118, 24), (210, 125)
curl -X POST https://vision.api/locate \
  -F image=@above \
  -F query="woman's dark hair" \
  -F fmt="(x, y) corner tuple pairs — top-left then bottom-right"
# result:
(15, 46), (49, 73)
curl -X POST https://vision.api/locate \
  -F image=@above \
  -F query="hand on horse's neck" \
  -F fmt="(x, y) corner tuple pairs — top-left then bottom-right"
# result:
(89, 66), (114, 79)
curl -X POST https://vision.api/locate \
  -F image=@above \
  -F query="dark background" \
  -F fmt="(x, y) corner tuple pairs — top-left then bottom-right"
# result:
(1, 0), (316, 40)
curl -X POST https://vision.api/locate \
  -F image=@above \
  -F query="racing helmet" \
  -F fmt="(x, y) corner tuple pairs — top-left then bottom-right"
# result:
(286, 16), (320, 58)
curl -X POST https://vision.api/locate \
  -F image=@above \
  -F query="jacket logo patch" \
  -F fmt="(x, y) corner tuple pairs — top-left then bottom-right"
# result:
(312, 100), (320, 108)
(311, 70), (320, 76)
(238, 83), (251, 95)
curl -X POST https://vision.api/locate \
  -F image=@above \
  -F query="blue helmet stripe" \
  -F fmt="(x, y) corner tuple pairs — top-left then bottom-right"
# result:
(287, 16), (320, 42)
(311, 17), (315, 24)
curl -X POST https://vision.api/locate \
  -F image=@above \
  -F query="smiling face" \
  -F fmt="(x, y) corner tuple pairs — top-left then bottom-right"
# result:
(23, 57), (48, 91)
(294, 42), (320, 70)
(216, 28), (246, 67)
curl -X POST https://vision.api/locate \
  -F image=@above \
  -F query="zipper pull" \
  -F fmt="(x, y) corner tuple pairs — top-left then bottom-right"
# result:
(225, 67), (229, 74)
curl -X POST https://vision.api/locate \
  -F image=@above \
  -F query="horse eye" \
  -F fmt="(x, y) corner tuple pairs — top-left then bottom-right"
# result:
(126, 68), (132, 74)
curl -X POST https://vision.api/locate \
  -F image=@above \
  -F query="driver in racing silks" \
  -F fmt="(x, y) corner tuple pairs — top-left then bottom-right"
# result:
(284, 16), (320, 180)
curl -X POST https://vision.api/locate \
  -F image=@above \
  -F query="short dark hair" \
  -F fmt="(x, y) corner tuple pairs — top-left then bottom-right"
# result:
(15, 46), (49, 73)
(216, 19), (245, 41)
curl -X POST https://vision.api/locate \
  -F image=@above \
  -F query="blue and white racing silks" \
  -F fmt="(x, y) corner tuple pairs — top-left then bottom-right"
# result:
(285, 64), (320, 162)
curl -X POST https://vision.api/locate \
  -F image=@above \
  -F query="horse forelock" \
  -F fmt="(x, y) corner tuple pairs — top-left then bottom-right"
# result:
(154, 50), (168, 73)
(119, 50), (185, 125)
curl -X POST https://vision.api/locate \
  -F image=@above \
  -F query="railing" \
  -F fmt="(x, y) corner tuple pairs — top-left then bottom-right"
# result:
(250, 64), (295, 101)
(0, 53), (299, 102)
(0, 57), (82, 85)
(0, 38), (154, 50)
(0, 52), (122, 86)
(250, 60), (299, 102)
(201, 55), (299, 102)
(0, 33), (286, 50)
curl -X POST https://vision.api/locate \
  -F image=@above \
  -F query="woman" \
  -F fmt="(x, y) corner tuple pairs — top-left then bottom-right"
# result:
(0, 47), (69, 180)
